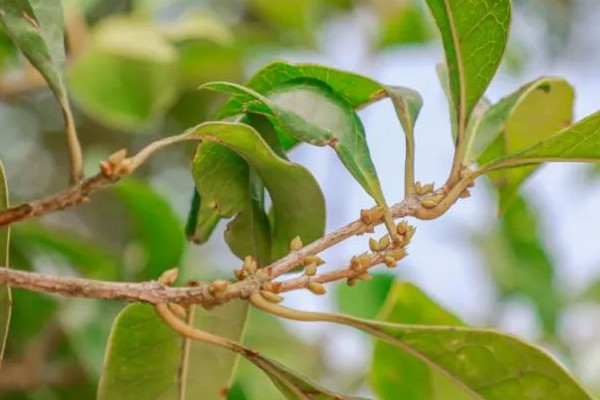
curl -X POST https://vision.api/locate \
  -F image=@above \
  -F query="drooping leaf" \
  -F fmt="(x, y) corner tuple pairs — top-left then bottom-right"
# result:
(68, 17), (178, 129)
(475, 78), (574, 212)
(113, 179), (185, 280)
(189, 61), (422, 246)
(98, 304), (182, 400)
(424, 0), (511, 136)
(0, 0), (67, 99)
(201, 80), (398, 235)
(478, 195), (560, 335)
(371, 282), (470, 400)
(0, 158), (11, 367)
(0, 0), (78, 161)
(190, 121), (325, 261)
(336, 272), (394, 320)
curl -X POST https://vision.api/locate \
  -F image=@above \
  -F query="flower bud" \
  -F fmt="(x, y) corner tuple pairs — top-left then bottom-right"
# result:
(308, 281), (326, 295)
(290, 236), (303, 251)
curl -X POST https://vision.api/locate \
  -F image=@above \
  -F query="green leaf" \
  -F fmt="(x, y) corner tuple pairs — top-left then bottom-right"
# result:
(336, 272), (394, 320)
(371, 282), (470, 400)
(98, 304), (182, 400)
(184, 301), (250, 399)
(191, 121), (326, 261)
(11, 224), (119, 280)
(246, 351), (374, 400)
(248, 0), (317, 45)
(0, 158), (11, 368)
(99, 302), (252, 400)
(0, 0), (66, 98)
(475, 78), (574, 212)
(202, 80), (396, 235)
(478, 195), (560, 334)
(424, 0), (511, 134)
(113, 179), (185, 280)
(0, 0), (77, 155)
(68, 17), (178, 129)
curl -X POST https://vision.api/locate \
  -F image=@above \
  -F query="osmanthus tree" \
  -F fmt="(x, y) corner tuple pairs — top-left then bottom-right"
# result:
(0, 0), (598, 399)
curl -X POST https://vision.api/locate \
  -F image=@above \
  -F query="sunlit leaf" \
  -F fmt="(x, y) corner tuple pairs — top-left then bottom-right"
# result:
(425, 0), (511, 135)
(191, 121), (325, 261)
(0, 158), (11, 368)
(68, 17), (178, 129)
(371, 281), (470, 400)
(113, 179), (185, 280)
(475, 78), (574, 212)
(481, 109), (600, 174)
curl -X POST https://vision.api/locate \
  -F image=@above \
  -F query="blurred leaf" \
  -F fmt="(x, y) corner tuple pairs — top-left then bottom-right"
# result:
(371, 282), (469, 400)
(11, 224), (119, 280)
(162, 13), (233, 45)
(98, 304), (181, 400)
(372, 0), (432, 46)
(424, 0), (510, 134)
(248, 0), (317, 45)
(113, 179), (185, 280)
(0, 158), (11, 367)
(68, 17), (178, 129)
(481, 110), (600, 176)
(475, 78), (574, 212)
(99, 301), (251, 400)
(582, 279), (600, 303)
(190, 121), (325, 261)
(184, 301), (249, 399)
(336, 272), (394, 320)
(479, 195), (560, 334)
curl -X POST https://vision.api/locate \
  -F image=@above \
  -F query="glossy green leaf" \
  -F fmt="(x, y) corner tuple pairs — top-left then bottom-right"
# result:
(68, 17), (178, 129)
(425, 0), (511, 134)
(98, 304), (182, 400)
(479, 195), (560, 334)
(0, 158), (10, 368)
(371, 282), (470, 400)
(475, 78), (574, 212)
(191, 121), (325, 261)
(99, 302), (252, 400)
(202, 80), (395, 233)
(336, 272), (394, 320)
(113, 179), (185, 280)
(190, 61), (422, 246)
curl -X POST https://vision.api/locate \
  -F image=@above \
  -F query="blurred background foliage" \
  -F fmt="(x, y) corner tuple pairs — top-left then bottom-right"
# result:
(3, 0), (600, 399)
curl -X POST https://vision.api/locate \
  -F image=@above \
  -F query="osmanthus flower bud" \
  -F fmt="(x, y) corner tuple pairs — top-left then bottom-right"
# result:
(369, 238), (380, 252)
(158, 268), (179, 286)
(243, 255), (257, 273)
(422, 200), (437, 209)
(305, 263), (318, 276)
(303, 255), (324, 266)
(233, 269), (248, 280)
(209, 279), (229, 294)
(260, 290), (284, 303)
(290, 236), (303, 251)
(421, 182), (435, 194)
(308, 281), (326, 295)
(378, 234), (391, 250)
(384, 256), (397, 268)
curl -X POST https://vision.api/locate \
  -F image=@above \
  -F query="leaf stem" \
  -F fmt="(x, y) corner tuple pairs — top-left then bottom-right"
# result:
(60, 97), (83, 183)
